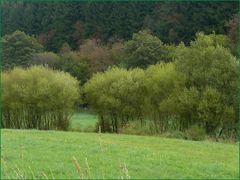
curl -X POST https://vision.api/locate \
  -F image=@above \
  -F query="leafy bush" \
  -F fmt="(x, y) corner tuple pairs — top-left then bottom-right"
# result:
(185, 125), (206, 141)
(84, 67), (146, 133)
(174, 32), (237, 135)
(144, 62), (185, 133)
(2, 66), (80, 130)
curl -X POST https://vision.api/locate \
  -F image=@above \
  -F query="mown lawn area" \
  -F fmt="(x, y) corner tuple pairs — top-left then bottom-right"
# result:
(1, 129), (238, 179)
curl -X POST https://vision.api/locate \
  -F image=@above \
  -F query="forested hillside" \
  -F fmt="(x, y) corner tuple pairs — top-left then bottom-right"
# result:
(2, 1), (238, 52)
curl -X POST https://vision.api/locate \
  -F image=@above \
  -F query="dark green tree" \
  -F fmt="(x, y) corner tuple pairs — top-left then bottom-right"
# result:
(59, 52), (89, 85)
(123, 31), (171, 69)
(2, 31), (43, 69)
(174, 33), (238, 135)
(2, 1), (237, 52)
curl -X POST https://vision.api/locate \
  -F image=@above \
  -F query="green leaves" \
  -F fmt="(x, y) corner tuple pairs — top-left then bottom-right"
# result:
(84, 32), (237, 137)
(123, 31), (171, 69)
(2, 31), (43, 69)
(58, 52), (89, 85)
(174, 33), (237, 134)
(2, 66), (80, 130)
(84, 67), (146, 132)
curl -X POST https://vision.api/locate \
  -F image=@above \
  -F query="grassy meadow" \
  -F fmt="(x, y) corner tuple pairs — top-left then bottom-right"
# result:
(69, 112), (98, 132)
(1, 128), (238, 179)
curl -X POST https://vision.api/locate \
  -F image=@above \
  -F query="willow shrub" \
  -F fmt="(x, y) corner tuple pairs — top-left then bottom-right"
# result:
(144, 62), (185, 133)
(84, 67), (146, 133)
(84, 33), (238, 139)
(2, 66), (80, 130)
(174, 33), (238, 137)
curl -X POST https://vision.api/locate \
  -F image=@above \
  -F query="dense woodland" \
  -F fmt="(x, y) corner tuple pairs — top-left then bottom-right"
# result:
(2, 1), (238, 51)
(1, 1), (239, 141)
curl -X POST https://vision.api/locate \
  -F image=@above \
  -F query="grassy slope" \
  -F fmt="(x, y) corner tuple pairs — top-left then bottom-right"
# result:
(1, 129), (238, 179)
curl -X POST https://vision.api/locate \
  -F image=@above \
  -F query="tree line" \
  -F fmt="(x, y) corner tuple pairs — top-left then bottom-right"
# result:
(1, 29), (237, 140)
(2, 1), (237, 52)
(84, 33), (238, 139)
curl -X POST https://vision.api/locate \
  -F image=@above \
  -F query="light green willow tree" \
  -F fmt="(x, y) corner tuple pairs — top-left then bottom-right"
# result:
(2, 66), (80, 130)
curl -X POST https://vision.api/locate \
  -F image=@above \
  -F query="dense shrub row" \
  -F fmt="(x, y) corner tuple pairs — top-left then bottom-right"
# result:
(2, 66), (80, 130)
(84, 33), (238, 139)
(1, 30), (237, 139)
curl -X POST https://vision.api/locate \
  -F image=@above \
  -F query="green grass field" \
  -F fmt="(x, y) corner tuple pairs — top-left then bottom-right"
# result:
(69, 112), (98, 132)
(1, 129), (238, 179)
